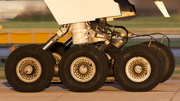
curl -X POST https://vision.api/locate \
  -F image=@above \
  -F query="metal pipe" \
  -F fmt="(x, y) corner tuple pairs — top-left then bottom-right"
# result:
(41, 30), (68, 50)
(63, 37), (72, 47)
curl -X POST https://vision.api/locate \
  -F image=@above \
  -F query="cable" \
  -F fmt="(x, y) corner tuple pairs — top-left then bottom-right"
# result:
(87, 21), (112, 34)
(130, 32), (170, 48)
(89, 19), (171, 49)
(104, 19), (129, 35)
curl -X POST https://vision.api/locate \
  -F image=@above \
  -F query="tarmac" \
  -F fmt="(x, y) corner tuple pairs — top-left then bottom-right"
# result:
(0, 79), (180, 101)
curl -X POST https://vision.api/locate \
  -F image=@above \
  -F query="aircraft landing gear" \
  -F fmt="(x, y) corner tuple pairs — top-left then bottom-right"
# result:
(4, 19), (175, 92)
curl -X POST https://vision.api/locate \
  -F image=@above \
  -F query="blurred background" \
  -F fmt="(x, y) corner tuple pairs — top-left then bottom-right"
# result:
(0, 0), (180, 79)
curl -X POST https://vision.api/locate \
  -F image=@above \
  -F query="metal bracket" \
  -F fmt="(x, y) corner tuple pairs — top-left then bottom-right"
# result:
(161, 35), (165, 43)
(148, 38), (153, 47)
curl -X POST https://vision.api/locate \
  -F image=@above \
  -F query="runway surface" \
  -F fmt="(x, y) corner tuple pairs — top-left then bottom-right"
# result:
(0, 79), (180, 101)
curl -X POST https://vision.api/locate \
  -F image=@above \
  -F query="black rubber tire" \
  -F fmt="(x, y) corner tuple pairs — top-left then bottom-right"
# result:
(5, 44), (54, 92)
(114, 44), (163, 91)
(142, 41), (175, 83)
(59, 45), (109, 92)
(104, 44), (121, 76)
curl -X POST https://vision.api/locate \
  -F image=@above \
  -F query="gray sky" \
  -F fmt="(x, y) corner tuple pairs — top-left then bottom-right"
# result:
(0, 1), (46, 18)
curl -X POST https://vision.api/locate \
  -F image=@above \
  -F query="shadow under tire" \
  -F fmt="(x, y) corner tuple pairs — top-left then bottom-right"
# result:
(5, 44), (54, 92)
(59, 45), (109, 92)
(142, 41), (175, 83)
(114, 44), (163, 91)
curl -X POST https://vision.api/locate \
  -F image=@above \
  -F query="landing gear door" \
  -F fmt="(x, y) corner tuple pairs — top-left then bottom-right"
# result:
(44, 0), (122, 25)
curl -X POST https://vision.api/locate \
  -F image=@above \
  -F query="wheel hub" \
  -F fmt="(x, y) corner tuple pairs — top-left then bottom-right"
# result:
(125, 57), (151, 82)
(24, 65), (33, 74)
(16, 57), (42, 83)
(70, 57), (96, 82)
(134, 65), (143, 74)
(79, 65), (88, 75)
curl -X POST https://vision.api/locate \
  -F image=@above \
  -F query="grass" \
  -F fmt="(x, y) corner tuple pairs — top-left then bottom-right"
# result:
(0, 21), (59, 29)
(0, 64), (5, 79)
(108, 14), (180, 29)
(124, 38), (180, 48)
(109, 21), (180, 29)
(173, 70), (180, 75)
(0, 15), (180, 29)
(170, 64), (180, 79)
(170, 57), (180, 79)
